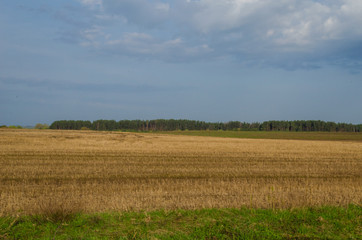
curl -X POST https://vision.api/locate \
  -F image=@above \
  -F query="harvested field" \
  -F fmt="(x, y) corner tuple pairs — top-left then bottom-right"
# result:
(0, 129), (361, 215)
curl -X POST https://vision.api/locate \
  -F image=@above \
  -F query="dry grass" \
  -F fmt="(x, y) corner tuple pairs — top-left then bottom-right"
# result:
(0, 129), (361, 216)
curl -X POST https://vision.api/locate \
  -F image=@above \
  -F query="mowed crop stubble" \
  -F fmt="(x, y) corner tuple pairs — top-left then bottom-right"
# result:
(0, 129), (361, 215)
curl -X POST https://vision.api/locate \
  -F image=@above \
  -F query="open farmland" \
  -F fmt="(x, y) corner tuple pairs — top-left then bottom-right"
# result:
(0, 129), (361, 216)
(155, 130), (362, 141)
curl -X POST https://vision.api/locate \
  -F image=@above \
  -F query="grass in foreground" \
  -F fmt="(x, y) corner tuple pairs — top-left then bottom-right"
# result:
(1, 205), (360, 239)
(154, 130), (362, 142)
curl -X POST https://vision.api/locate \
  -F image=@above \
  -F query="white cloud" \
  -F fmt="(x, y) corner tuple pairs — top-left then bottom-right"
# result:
(101, 0), (170, 27)
(79, 0), (103, 9)
(79, 25), (111, 47)
(178, 0), (361, 41)
(178, 0), (263, 33)
(74, 0), (362, 68)
(103, 32), (212, 60)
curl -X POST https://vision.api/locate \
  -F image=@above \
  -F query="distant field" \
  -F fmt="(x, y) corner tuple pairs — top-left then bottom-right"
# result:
(0, 129), (361, 216)
(154, 130), (362, 141)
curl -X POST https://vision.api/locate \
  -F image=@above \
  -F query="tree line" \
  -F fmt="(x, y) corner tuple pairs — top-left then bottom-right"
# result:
(49, 119), (362, 132)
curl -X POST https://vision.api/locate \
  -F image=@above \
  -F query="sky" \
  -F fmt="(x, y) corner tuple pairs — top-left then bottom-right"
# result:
(1, 0), (362, 126)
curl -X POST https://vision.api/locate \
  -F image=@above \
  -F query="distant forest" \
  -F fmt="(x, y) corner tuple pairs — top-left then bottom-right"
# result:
(49, 119), (362, 132)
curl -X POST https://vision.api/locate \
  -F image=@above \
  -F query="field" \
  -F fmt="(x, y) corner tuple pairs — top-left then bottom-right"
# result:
(0, 128), (361, 213)
(154, 130), (362, 142)
(0, 129), (361, 238)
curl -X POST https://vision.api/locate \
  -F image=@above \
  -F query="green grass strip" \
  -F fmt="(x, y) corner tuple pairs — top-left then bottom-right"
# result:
(1, 205), (360, 239)
(153, 130), (362, 142)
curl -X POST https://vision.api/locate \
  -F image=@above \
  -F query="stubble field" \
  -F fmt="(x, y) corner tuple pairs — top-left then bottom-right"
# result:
(0, 129), (361, 216)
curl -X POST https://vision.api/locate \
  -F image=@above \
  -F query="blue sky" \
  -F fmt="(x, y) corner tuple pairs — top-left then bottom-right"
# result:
(1, 0), (361, 126)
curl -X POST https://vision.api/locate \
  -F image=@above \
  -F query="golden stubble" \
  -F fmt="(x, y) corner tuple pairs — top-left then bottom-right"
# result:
(0, 129), (361, 215)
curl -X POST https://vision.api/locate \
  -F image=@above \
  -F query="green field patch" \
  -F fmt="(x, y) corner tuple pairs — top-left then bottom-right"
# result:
(1, 205), (360, 239)
(154, 130), (362, 142)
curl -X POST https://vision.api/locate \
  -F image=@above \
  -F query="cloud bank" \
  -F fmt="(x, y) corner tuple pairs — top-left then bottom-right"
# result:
(69, 0), (362, 69)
